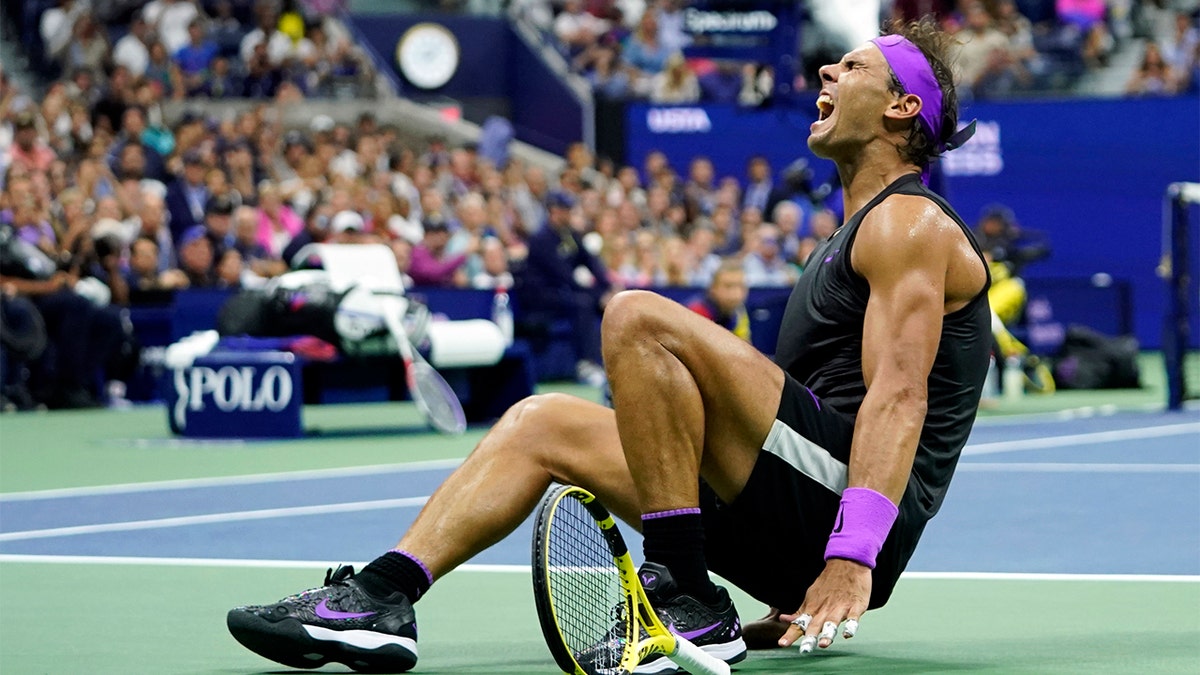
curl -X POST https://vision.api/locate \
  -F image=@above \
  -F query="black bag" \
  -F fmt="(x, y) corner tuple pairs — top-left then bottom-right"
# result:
(1052, 325), (1141, 389)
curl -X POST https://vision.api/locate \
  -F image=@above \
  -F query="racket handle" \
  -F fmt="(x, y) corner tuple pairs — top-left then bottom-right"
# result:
(669, 637), (730, 675)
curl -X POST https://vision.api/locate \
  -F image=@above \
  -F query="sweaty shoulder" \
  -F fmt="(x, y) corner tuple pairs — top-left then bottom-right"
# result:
(851, 193), (987, 312)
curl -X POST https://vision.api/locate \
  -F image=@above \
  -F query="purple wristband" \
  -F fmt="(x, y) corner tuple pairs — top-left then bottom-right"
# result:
(823, 487), (899, 569)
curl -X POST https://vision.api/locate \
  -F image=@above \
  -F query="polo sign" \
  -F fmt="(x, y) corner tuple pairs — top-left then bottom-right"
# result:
(167, 351), (303, 438)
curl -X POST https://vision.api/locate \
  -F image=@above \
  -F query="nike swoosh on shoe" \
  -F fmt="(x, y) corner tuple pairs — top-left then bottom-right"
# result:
(314, 599), (376, 620)
(671, 621), (723, 641)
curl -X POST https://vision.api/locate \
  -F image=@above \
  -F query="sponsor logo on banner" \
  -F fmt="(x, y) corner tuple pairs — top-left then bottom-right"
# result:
(943, 121), (1002, 177)
(173, 365), (294, 430)
(684, 8), (778, 34)
(647, 108), (712, 133)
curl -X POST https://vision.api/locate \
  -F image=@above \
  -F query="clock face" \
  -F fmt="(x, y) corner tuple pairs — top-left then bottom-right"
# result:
(396, 23), (460, 90)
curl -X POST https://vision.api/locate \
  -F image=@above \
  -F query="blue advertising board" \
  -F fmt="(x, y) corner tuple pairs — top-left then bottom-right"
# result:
(625, 95), (1200, 349)
(167, 351), (303, 438)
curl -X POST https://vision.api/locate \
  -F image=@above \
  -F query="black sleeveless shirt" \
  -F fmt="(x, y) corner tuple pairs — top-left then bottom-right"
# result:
(774, 174), (991, 523)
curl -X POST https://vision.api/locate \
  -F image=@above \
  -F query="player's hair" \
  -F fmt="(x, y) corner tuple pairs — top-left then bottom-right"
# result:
(881, 17), (959, 169)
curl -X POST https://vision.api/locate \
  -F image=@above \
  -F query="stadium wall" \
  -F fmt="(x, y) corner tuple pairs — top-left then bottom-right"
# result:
(348, 14), (586, 156)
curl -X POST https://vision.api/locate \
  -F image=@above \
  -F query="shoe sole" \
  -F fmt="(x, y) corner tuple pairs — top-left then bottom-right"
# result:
(227, 609), (417, 674)
(632, 638), (748, 674)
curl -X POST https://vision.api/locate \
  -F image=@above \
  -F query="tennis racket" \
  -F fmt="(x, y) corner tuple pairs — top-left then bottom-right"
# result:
(532, 484), (730, 675)
(379, 295), (467, 435)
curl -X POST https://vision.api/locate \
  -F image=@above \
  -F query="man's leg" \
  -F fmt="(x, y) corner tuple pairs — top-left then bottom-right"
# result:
(228, 393), (640, 672)
(602, 290), (784, 597)
(389, 392), (640, 578)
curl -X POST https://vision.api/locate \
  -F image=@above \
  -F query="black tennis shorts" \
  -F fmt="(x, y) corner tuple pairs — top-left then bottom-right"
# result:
(699, 373), (922, 612)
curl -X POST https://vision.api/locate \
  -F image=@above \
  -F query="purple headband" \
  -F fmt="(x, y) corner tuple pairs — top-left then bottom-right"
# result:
(870, 34), (976, 157)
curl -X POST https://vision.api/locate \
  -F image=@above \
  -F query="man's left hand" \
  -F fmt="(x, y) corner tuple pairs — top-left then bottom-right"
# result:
(778, 558), (871, 652)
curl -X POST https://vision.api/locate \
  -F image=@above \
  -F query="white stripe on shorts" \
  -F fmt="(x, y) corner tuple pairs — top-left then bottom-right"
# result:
(762, 419), (848, 495)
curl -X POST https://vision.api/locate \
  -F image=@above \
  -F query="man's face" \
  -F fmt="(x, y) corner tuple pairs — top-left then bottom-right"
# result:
(709, 270), (748, 316)
(808, 44), (899, 161)
(185, 162), (206, 185)
(180, 237), (213, 273)
(206, 212), (231, 238)
(130, 240), (159, 275)
(548, 205), (571, 228)
(14, 126), (37, 151)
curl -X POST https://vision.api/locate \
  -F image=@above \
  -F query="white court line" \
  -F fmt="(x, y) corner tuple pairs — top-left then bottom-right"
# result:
(957, 462), (1200, 473)
(0, 554), (1196, 583)
(962, 422), (1200, 456)
(1, 423), (1195, 502)
(0, 458), (465, 502)
(0, 496), (429, 542)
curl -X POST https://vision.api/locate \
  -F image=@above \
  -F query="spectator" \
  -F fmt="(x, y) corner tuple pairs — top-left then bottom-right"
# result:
(233, 205), (284, 278)
(410, 217), (472, 287)
(166, 150), (210, 240)
(113, 13), (153, 78)
(471, 237), (515, 290)
(771, 200), (806, 263)
(687, 259), (751, 342)
(1163, 11), (1199, 79)
(954, 1), (1023, 98)
(579, 41), (633, 99)
(6, 112), (57, 174)
(971, 204), (1050, 273)
(124, 235), (188, 301)
(282, 199), (334, 265)
(623, 9), (671, 89)
(554, 0), (610, 54)
(255, 182), (302, 258)
(215, 247), (244, 288)
(201, 193), (236, 258)
(177, 224), (216, 287)
(1126, 41), (1180, 95)
(742, 155), (773, 213)
(518, 190), (611, 386)
(133, 191), (177, 271)
(39, 0), (86, 70)
(65, 15), (110, 76)
(742, 224), (796, 287)
(145, 0), (203, 55)
(656, 0), (692, 54)
(650, 52), (701, 104)
(174, 19), (220, 94)
(145, 40), (186, 99)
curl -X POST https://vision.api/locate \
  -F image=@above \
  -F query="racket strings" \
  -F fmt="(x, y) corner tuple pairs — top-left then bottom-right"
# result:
(411, 361), (466, 432)
(546, 497), (627, 672)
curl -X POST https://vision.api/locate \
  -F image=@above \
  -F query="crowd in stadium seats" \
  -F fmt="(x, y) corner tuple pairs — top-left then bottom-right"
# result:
(6, 0), (374, 100)
(522, 0), (1199, 101)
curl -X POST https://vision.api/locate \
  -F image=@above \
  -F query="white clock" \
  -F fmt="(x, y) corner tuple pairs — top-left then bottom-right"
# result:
(396, 23), (460, 90)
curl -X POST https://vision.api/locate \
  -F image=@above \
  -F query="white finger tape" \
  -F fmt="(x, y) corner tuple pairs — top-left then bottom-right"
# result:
(820, 621), (838, 639)
(791, 613), (812, 631)
(799, 636), (817, 653)
(843, 619), (859, 638)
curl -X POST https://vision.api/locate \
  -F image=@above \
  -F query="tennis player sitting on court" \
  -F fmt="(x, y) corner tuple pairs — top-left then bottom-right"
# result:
(228, 18), (990, 673)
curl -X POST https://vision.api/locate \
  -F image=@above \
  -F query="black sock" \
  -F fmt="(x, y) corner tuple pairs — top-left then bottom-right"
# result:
(641, 508), (718, 604)
(356, 550), (433, 602)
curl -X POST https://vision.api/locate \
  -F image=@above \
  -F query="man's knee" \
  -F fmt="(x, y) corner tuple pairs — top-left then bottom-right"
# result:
(491, 392), (578, 444)
(601, 290), (666, 346)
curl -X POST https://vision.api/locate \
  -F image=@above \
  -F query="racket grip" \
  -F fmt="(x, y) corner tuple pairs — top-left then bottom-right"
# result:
(670, 637), (730, 675)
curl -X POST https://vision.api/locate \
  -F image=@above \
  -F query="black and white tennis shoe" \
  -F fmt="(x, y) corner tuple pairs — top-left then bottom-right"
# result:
(227, 565), (418, 673)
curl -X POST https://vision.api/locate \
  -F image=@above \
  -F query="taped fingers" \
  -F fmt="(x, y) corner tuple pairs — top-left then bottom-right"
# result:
(843, 618), (860, 639)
